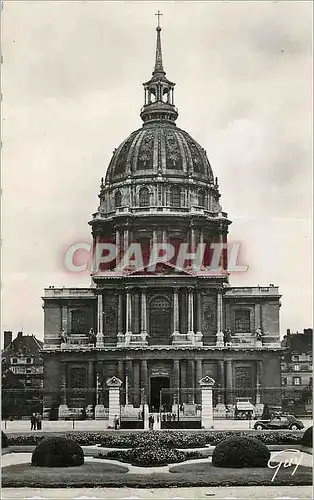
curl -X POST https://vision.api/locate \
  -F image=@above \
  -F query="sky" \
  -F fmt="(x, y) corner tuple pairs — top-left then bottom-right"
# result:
(2, 1), (312, 340)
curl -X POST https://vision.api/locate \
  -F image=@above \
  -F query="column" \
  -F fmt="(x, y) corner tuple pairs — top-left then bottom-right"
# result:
(96, 293), (104, 346)
(256, 360), (263, 405)
(60, 362), (67, 405)
(153, 229), (158, 248)
(216, 290), (224, 346)
(115, 228), (121, 268)
(106, 376), (122, 427)
(173, 359), (180, 408)
(200, 230), (205, 270)
(61, 304), (68, 331)
(126, 360), (133, 405)
(222, 232), (228, 270)
(225, 360), (233, 405)
(162, 229), (167, 245)
(190, 224), (196, 252)
(140, 360), (149, 429)
(126, 288), (132, 335)
(180, 360), (187, 403)
(58, 362), (68, 419)
(123, 226), (129, 262)
(133, 291), (140, 334)
(141, 360), (148, 395)
(173, 288), (180, 335)
(195, 360), (202, 404)
(88, 361), (94, 406)
(255, 304), (261, 331)
(217, 360), (225, 405)
(187, 288), (194, 335)
(196, 292), (202, 335)
(199, 376), (215, 429)
(188, 360), (195, 403)
(173, 360), (180, 390)
(117, 361), (124, 385)
(141, 288), (147, 335)
(117, 291), (124, 335)
(133, 361), (140, 407)
(117, 361), (125, 406)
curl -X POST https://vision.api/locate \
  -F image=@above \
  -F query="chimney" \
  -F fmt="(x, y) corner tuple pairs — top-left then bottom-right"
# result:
(287, 329), (291, 336)
(17, 331), (23, 338)
(4, 331), (12, 349)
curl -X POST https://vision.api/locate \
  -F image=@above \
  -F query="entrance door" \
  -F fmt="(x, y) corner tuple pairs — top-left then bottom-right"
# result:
(150, 377), (170, 411)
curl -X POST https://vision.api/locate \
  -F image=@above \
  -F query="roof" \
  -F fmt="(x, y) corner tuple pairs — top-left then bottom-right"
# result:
(2, 333), (43, 359)
(281, 330), (313, 353)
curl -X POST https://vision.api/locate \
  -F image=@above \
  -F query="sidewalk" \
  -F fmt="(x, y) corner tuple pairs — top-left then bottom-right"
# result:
(2, 418), (312, 433)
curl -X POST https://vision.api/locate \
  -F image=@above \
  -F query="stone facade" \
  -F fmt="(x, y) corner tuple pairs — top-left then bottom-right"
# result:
(42, 22), (283, 419)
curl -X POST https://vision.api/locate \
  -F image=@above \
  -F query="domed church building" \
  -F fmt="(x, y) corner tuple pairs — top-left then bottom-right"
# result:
(42, 19), (283, 424)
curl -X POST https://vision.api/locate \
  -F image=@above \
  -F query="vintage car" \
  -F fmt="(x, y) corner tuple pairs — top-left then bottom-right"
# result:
(253, 414), (304, 430)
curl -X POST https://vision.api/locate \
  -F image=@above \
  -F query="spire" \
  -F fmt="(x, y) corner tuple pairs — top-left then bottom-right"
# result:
(140, 12), (178, 125)
(154, 10), (165, 74)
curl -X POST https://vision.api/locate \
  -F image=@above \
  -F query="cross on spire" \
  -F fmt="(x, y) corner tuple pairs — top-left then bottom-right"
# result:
(155, 10), (162, 29)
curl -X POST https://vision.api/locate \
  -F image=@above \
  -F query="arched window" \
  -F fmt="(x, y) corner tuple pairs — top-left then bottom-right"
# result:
(114, 190), (122, 208)
(198, 189), (206, 207)
(170, 186), (181, 208)
(139, 187), (150, 207)
(234, 310), (251, 334)
(149, 296), (171, 344)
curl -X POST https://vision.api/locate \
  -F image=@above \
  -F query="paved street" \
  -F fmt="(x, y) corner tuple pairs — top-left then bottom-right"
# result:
(2, 419), (312, 433)
(1, 486), (313, 499)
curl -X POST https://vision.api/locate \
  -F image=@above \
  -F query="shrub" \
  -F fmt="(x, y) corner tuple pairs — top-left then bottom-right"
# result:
(301, 426), (313, 448)
(2, 431), (9, 449)
(31, 437), (84, 467)
(212, 436), (270, 468)
(7, 429), (302, 448)
(106, 444), (186, 467)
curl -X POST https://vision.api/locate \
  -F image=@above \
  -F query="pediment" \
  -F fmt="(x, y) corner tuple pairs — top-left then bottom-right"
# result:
(106, 376), (122, 388)
(126, 261), (195, 277)
(199, 376), (216, 387)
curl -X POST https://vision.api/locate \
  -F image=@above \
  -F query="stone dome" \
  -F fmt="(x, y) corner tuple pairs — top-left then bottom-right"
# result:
(105, 123), (214, 185)
(96, 24), (224, 218)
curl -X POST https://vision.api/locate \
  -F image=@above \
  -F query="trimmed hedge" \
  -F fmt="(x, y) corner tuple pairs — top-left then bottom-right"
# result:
(2, 431), (9, 449)
(212, 436), (270, 468)
(301, 426), (313, 448)
(6, 430), (302, 448)
(31, 437), (84, 468)
(106, 444), (187, 467)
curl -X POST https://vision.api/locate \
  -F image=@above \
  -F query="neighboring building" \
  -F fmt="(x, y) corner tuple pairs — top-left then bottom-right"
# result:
(1, 331), (44, 418)
(281, 328), (312, 415)
(42, 21), (283, 420)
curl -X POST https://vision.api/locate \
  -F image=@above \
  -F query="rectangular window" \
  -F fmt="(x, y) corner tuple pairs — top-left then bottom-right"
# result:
(11, 358), (18, 364)
(294, 364), (300, 371)
(26, 358), (32, 364)
(292, 355), (299, 362)
(234, 310), (251, 333)
(282, 377), (287, 385)
(293, 377), (301, 385)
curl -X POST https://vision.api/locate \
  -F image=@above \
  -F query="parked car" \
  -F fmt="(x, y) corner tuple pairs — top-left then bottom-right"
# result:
(253, 414), (304, 430)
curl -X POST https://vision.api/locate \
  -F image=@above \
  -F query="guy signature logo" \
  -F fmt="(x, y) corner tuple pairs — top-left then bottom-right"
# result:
(268, 449), (303, 482)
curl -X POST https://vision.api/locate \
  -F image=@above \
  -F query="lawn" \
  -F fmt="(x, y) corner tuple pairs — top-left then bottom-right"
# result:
(2, 461), (312, 488)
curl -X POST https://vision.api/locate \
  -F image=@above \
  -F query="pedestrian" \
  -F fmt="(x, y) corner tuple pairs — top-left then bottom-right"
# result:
(114, 415), (120, 430)
(149, 415), (154, 430)
(261, 403), (271, 420)
(30, 413), (36, 430)
(35, 413), (42, 430)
